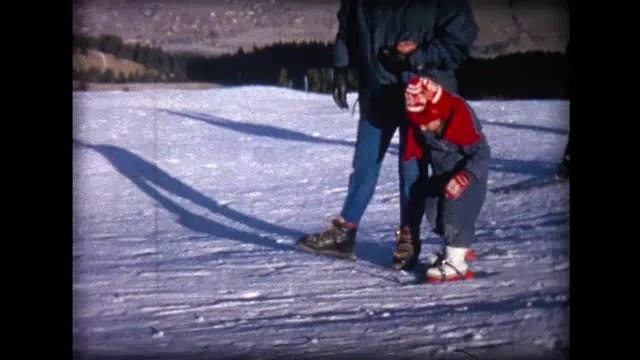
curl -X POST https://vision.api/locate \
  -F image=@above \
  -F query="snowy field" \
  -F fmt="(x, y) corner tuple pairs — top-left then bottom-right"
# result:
(72, 86), (570, 360)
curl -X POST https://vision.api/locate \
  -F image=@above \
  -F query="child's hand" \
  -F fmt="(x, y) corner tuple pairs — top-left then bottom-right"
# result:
(445, 171), (471, 200)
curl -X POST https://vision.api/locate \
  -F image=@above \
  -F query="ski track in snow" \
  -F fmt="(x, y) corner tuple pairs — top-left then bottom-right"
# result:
(72, 87), (569, 359)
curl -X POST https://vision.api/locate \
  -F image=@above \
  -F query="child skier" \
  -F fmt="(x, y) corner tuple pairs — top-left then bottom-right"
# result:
(402, 75), (491, 283)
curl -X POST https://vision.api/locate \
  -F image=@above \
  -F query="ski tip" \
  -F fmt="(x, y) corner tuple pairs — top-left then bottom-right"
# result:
(424, 270), (499, 284)
(426, 271), (476, 284)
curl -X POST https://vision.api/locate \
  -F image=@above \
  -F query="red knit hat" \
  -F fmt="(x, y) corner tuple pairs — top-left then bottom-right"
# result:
(405, 76), (455, 126)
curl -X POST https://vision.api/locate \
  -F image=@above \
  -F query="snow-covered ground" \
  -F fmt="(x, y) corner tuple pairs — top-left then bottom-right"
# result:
(72, 86), (569, 360)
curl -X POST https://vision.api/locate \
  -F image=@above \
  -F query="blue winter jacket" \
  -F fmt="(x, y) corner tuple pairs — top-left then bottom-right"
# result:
(333, 0), (479, 116)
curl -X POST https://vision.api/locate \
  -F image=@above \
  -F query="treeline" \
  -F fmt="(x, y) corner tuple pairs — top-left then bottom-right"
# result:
(72, 33), (567, 99)
(73, 33), (190, 82)
(457, 51), (568, 99)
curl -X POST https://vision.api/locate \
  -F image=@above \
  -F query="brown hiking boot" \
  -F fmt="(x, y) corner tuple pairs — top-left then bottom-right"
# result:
(392, 227), (421, 271)
(296, 217), (357, 260)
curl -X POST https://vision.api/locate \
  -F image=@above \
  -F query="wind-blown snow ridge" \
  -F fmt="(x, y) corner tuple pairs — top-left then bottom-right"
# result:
(73, 85), (569, 360)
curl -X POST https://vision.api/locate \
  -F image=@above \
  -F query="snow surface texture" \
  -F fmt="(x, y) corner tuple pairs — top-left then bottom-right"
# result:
(72, 86), (569, 360)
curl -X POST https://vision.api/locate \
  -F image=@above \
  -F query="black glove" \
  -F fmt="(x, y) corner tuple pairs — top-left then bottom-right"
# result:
(332, 67), (349, 109)
(377, 46), (412, 74)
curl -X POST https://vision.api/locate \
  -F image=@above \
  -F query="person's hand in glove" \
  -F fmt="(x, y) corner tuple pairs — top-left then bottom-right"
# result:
(445, 170), (471, 200)
(378, 41), (417, 74)
(332, 67), (349, 109)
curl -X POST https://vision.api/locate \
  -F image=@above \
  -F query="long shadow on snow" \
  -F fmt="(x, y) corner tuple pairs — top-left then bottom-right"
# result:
(160, 109), (401, 156)
(161, 109), (557, 177)
(489, 158), (559, 177)
(75, 139), (397, 268)
(481, 120), (569, 136)
(74, 139), (304, 252)
(354, 241), (395, 268)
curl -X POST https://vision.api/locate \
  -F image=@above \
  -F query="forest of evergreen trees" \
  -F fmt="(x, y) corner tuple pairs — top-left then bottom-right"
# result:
(73, 33), (568, 100)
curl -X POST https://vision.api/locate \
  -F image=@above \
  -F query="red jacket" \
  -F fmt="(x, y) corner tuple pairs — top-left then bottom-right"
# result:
(404, 75), (490, 184)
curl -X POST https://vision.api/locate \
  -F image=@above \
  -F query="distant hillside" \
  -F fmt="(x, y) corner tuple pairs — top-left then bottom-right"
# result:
(73, 0), (569, 59)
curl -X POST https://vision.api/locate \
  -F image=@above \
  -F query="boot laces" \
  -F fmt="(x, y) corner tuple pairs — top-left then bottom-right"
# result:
(310, 218), (349, 244)
(395, 228), (414, 254)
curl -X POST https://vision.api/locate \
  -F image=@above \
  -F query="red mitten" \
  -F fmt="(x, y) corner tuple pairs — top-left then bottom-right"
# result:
(445, 171), (471, 200)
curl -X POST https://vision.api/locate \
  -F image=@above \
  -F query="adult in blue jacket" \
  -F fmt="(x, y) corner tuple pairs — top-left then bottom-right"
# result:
(297, 0), (479, 271)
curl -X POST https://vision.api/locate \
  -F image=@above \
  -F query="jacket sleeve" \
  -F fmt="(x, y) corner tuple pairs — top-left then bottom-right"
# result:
(460, 136), (490, 184)
(460, 105), (490, 183)
(333, 0), (353, 68)
(408, 0), (479, 71)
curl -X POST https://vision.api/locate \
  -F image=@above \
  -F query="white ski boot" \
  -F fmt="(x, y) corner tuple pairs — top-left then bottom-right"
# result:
(426, 246), (476, 283)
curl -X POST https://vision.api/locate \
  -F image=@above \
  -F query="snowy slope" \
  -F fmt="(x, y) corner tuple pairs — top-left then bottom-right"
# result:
(72, 86), (569, 360)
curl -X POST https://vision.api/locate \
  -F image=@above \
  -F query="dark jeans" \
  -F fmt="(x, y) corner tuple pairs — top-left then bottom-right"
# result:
(339, 113), (428, 239)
